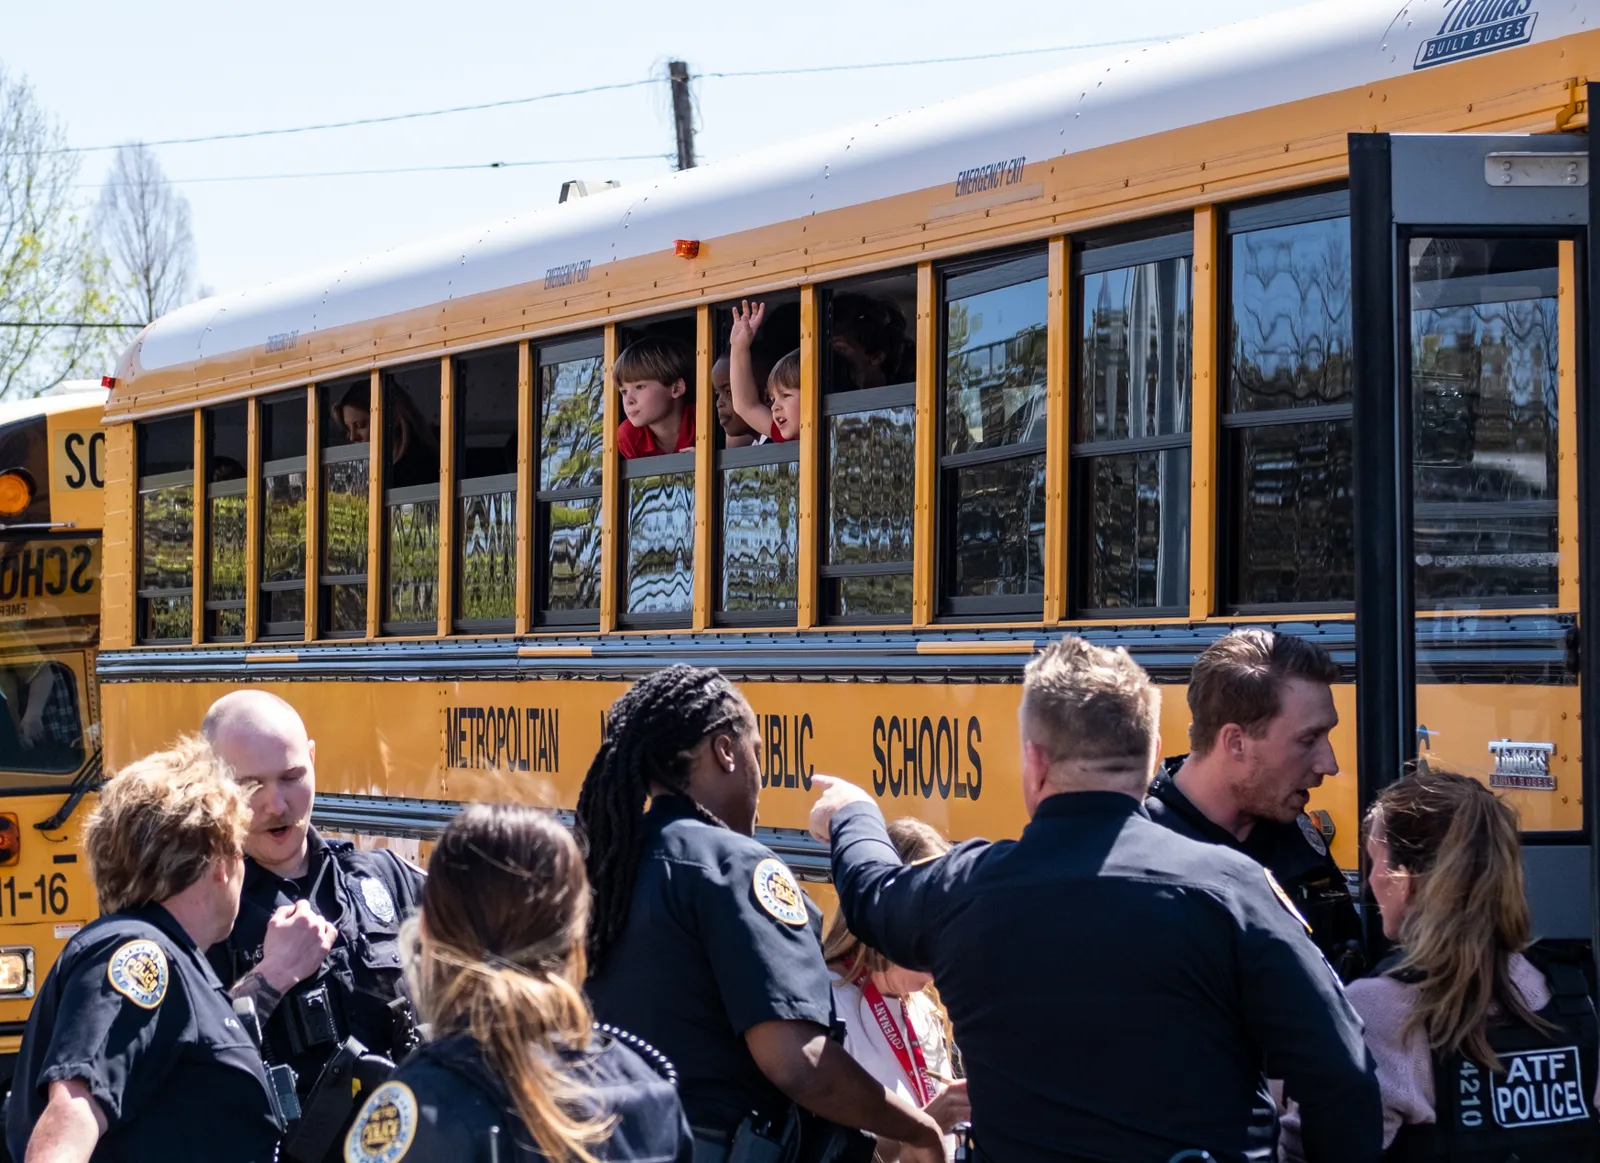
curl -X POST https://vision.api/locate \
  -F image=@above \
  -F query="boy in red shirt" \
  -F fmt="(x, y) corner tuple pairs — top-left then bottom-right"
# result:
(728, 300), (801, 443)
(616, 336), (695, 458)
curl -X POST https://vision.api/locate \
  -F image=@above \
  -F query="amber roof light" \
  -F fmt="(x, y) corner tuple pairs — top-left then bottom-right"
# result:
(0, 471), (33, 517)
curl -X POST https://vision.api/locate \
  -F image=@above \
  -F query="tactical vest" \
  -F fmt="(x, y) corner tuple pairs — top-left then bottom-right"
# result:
(1385, 953), (1600, 1163)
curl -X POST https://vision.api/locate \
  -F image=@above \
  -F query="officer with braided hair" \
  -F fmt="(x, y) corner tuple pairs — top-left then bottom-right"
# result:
(580, 666), (943, 1163)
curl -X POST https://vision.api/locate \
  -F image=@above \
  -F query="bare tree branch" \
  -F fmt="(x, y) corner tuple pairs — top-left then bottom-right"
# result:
(92, 142), (197, 361)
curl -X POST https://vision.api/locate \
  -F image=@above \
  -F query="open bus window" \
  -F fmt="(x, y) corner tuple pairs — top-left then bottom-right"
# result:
(454, 344), (519, 630)
(535, 336), (604, 626)
(204, 404), (247, 640)
(260, 392), (308, 639)
(1409, 237), (1559, 606)
(0, 658), (86, 776)
(1073, 230), (1193, 615)
(320, 376), (371, 636)
(1222, 192), (1355, 610)
(939, 249), (1048, 617)
(618, 316), (697, 625)
(821, 273), (916, 621)
(381, 363), (443, 634)
(715, 296), (799, 623)
(136, 415), (195, 642)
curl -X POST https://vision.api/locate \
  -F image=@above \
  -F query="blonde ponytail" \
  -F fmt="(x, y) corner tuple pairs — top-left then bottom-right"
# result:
(1373, 768), (1551, 1070)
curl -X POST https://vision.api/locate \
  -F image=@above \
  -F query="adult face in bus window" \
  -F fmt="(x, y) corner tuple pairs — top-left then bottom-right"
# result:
(1230, 676), (1340, 825)
(201, 690), (317, 878)
(337, 403), (370, 443)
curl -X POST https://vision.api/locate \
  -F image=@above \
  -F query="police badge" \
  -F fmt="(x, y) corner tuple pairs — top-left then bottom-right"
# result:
(358, 877), (397, 924)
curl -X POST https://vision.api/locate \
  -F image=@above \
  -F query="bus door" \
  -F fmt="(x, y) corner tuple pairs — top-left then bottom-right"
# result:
(1350, 131), (1596, 957)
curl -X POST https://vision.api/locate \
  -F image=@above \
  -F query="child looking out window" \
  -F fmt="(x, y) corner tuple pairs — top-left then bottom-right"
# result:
(728, 301), (801, 443)
(615, 336), (695, 459)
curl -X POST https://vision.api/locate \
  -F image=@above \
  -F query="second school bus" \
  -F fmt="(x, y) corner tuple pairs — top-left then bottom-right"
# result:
(95, 0), (1600, 949)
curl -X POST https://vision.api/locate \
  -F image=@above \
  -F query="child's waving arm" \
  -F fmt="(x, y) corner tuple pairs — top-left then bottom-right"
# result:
(729, 300), (773, 436)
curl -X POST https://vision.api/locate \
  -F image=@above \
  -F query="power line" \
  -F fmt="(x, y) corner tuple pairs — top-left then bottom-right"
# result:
(53, 33), (1180, 157)
(699, 34), (1175, 79)
(0, 322), (144, 328)
(53, 79), (658, 154)
(81, 154), (666, 189)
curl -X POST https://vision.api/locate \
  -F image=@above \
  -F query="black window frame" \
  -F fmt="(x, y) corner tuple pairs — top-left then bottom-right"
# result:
(818, 275), (918, 626)
(1069, 227), (1195, 620)
(936, 245), (1051, 620)
(202, 403), (248, 643)
(450, 342), (520, 634)
(258, 390), (308, 641)
(534, 334), (605, 630)
(135, 416), (195, 645)
(318, 377), (371, 640)
(715, 439), (800, 628)
(1219, 185), (1357, 616)
(380, 362), (443, 637)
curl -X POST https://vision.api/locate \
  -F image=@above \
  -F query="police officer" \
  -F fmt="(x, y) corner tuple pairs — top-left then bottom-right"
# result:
(344, 802), (691, 1163)
(201, 691), (423, 1151)
(6, 738), (284, 1163)
(811, 636), (1382, 1163)
(1147, 629), (1365, 980)
(578, 666), (942, 1163)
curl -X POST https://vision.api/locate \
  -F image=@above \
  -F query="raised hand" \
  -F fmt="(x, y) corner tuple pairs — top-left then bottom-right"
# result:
(729, 299), (766, 349)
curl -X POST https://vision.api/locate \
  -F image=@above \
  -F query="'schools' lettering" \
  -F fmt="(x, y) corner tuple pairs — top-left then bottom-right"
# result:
(1489, 1047), (1588, 1128)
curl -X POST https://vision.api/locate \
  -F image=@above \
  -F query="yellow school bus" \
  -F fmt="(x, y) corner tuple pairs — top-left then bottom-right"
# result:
(95, 0), (1600, 951)
(0, 384), (106, 1095)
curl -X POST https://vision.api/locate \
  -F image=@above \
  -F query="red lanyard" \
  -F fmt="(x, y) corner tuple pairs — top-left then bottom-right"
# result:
(861, 980), (933, 1106)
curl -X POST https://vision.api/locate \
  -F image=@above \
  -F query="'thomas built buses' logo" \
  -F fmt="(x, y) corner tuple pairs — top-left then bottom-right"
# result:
(1415, 0), (1538, 68)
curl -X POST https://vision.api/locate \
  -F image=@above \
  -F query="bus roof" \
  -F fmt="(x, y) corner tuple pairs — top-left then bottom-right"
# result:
(0, 386), (109, 429)
(113, 0), (1594, 407)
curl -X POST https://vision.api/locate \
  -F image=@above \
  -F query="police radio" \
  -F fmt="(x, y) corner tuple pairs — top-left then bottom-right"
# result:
(284, 1035), (396, 1163)
(234, 996), (302, 1129)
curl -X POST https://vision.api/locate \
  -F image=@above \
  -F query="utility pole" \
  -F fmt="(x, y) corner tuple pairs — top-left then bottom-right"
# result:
(668, 60), (696, 170)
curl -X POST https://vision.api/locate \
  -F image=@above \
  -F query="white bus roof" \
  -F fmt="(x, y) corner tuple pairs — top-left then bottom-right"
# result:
(0, 386), (109, 427)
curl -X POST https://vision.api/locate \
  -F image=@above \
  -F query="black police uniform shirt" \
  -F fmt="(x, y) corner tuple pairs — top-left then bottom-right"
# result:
(207, 828), (425, 1090)
(6, 902), (283, 1163)
(343, 1030), (694, 1163)
(829, 793), (1382, 1163)
(1147, 757), (1365, 980)
(586, 795), (834, 1136)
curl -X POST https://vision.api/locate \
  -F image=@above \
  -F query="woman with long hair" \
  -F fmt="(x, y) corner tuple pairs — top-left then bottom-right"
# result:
(823, 818), (970, 1160)
(577, 665), (943, 1163)
(342, 803), (692, 1163)
(1286, 767), (1598, 1161)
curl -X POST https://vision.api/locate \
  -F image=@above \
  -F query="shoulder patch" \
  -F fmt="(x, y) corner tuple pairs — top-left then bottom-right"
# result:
(106, 939), (168, 1009)
(1296, 813), (1329, 858)
(344, 1080), (417, 1163)
(1264, 869), (1313, 935)
(357, 877), (397, 924)
(752, 857), (808, 927)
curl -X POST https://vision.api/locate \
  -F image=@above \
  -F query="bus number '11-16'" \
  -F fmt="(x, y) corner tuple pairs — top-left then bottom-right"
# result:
(0, 874), (69, 917)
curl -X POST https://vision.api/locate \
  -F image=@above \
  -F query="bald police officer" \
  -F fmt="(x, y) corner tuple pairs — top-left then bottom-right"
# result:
(201, 691), (423, 1158)
(1147, 630), (1364, 980)
(811, 637), (1381, 1163)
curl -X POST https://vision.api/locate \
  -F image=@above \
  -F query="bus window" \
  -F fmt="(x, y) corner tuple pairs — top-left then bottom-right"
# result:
(1410, 238), (1559, 606)
(715, 297), (798, 623)
(940, 249), (1048, 616)
(381, 363), (443, 635)
(260, 391), (308, 639)
(321, 376), (371, 636)
(203, 404), (247, 640)
(136, 415), (194, 642)
(0, 656), (85, 776)
(454, 345), (518, 631)
(821, 274), (916, 621)
(1073, 230), (1193, 615)
(535, 336), (604, 626)
(1222, 190), (1354, 610)
(618, 317), (697, 625)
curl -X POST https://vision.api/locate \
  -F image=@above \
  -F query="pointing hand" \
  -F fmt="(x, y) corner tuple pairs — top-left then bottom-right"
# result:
(808, 774), (875, 844)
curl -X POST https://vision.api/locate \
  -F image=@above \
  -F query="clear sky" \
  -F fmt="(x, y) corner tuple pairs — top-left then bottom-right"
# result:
(4, 0), (1297, 299)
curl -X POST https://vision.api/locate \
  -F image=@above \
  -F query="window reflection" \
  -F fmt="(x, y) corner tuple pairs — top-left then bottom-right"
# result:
(387, 499), (439, 626)
(1228, 420), (1354, 605)
(1080, 259), (1191, 441)
(140, 485), (193, 593)
(321, 455), (368, 634)
(541, 355), (605, 490)
(459, 490), (516, 622)
(1081, 450), (1190, 610)
(828, 408), (915, 565)
(944, 267), (1048, 455)
(207, 493), (246, 638)
(137, 416), (195, 642)
(262, 470), (307, 627)
(950, 455), (1045, 597)
(625, 473), (693, 615)
(722, 462), (798, 612)
(1229, 217), (1352, 411)
(544, 497), (601, 612)
(1410, 237), (1559, 604)
(538, 341), (605, 622)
